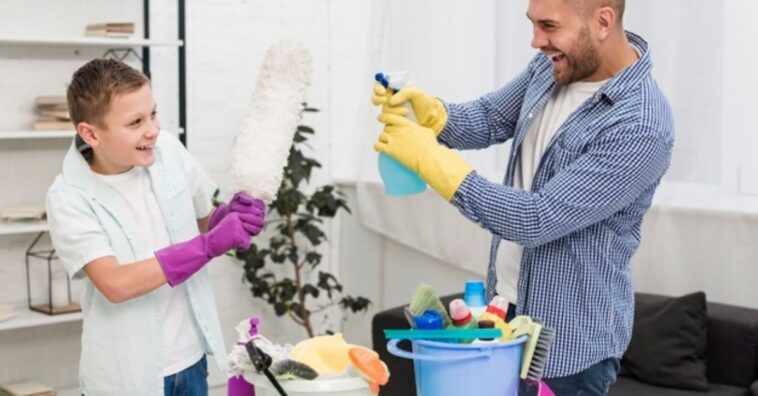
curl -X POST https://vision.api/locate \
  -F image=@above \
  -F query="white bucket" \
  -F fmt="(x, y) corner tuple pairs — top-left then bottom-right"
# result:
(244, 372), (373, 396)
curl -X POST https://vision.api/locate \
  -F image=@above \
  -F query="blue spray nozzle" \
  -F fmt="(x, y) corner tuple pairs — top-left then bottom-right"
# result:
(374, 72), (390, 89)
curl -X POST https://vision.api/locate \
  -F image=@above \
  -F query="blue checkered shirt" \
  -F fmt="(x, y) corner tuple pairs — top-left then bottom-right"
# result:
(441, 32), (674, 378)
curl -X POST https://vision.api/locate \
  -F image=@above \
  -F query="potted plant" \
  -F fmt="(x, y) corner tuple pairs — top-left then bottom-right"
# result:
(233, 105), (370, 337)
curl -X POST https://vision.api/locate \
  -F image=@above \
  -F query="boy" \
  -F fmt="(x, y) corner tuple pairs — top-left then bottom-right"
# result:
(46, 58), (265, 396)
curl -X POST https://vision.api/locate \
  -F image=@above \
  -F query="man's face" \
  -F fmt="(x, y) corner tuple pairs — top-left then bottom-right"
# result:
(89, 84), (161, 174)
(528, 0), (601, 85)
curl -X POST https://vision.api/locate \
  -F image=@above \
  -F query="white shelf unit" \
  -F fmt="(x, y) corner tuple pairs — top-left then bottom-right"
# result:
(0, 36), (182, 47)
(0, 305), (82, 332)
(0, 222), (49, 236)
(0, 130), (75, 140)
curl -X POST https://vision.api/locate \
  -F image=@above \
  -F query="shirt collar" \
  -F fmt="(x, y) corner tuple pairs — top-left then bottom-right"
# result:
(596, 31), (653, 104)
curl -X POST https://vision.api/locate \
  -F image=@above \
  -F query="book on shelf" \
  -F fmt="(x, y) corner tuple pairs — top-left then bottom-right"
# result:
(32, 96), (72, 130)
(0, 304), (16, 323)
(33, 96), (67, 108)
(85, 22), (135, 38)
(32, 120), (73, 131)
(0, 380), (55, 396)
(0, 206), (46, 222)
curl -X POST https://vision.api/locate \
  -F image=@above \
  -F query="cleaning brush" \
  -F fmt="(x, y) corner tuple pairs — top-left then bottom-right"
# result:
(509, 315), (556, 381)
(230, 40), (313, 203)
(269, 359), (319, 381)
(408, 283), (451, 328)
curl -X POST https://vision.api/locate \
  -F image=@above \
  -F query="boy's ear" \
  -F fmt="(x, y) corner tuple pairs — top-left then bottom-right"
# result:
(76, 122), (99, 148)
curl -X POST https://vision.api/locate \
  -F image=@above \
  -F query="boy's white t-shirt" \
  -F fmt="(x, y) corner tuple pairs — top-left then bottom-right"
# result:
(495, 79), (608, 304)
(94, 166), (205, 376)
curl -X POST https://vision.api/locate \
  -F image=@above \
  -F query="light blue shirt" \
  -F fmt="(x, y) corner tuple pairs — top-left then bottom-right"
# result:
(46, 132), (227, 396)
(444, 32), (674, 377)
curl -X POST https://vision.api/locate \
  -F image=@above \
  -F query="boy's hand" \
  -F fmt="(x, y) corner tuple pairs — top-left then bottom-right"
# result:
(156, 212), (263, 286)
(209, 192), (266, 234)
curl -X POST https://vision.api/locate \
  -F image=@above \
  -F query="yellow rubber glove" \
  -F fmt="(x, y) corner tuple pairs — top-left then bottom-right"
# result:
(371, 83), (448, 135)
(374, 112), (473, 201)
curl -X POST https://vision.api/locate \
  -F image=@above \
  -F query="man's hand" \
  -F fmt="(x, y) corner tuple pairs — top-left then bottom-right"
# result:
(371, 83), (448, 134)
(375, 113), (472, 201)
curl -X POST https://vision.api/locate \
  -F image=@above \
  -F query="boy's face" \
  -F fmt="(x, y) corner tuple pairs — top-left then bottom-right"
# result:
(81, 84), (161, 175)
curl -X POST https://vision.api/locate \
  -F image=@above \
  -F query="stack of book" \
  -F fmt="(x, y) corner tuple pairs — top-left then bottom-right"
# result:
(32, 96), (71, 131)
(0, 205), (46, 222)
(85, 22), (135, 38)
(0, 304), (16, 323)
(0, 381), (55, 396)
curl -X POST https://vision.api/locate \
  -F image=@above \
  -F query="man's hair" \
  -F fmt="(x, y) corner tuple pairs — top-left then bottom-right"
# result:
(569, 0), (625, 24)
(67, 58), (149, 127)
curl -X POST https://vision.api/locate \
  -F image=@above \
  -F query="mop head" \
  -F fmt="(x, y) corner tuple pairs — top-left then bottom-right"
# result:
(230, 40), (313, 202)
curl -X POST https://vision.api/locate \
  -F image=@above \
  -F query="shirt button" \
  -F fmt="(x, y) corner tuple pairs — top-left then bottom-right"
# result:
(528, 113), (534, 119)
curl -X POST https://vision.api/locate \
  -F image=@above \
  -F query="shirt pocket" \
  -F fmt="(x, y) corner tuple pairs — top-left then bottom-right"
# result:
(164, 176), (200, 240)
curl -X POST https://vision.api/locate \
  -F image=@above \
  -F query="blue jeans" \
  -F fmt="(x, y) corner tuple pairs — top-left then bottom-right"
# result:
(164, 355), (209, 396)
(520, 358), (620, 396)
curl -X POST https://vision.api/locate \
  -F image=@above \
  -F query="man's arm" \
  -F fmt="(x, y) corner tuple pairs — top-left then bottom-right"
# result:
(438, 57), (539, 151)
(197, 214), (210, 233)
(452, 124), (673, 247)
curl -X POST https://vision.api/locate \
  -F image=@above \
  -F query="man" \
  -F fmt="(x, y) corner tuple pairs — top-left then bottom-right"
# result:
(372, 0), (673, 394)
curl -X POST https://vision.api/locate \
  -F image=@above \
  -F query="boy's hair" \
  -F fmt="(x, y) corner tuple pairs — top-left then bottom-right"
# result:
(67, 58), (149, 128)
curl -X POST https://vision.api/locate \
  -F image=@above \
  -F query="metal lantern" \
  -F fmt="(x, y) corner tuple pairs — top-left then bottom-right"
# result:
(25, 232), (81, 315)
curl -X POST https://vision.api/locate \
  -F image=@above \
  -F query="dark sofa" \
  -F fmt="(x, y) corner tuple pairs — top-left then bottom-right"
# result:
(372, 293), (758, 396)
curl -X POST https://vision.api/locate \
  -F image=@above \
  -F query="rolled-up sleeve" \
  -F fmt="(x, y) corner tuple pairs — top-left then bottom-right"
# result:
(46, 187), (114, 279)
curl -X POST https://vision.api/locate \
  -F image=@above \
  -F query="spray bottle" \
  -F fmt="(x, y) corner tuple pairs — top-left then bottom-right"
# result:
(228, 317), (260, 396)
(374, 71), (427, 196)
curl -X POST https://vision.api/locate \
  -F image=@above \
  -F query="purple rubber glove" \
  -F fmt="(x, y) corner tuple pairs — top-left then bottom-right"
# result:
(155, 212), (263, 286)
(209, 192), (266, 231)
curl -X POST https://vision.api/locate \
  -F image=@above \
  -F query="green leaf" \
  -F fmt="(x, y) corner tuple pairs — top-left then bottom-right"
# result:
(274, 302), (288, 316)
(302, 284), (320, 298)
(297, 125), (314, 134)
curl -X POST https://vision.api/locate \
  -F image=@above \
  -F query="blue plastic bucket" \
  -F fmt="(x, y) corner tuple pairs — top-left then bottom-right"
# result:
(387, 336), (526, 396)
(378, 153), (426, 196)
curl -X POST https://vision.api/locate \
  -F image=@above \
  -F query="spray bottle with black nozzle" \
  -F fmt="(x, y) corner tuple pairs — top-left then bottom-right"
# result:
(374, 71), (428, 196)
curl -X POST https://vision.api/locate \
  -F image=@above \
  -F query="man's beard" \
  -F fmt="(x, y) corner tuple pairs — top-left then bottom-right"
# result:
(554, 26), (600, 86)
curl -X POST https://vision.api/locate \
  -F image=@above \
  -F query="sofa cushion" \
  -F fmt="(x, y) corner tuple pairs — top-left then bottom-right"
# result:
(611, 376), (749, 396)
(622, 292), (709, 391)
(704, 301), (758, 389)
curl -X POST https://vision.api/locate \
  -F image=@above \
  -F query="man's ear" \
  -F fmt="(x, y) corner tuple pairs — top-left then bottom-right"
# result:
(76, 122), (99, 148)
(594, 6), (616, 41)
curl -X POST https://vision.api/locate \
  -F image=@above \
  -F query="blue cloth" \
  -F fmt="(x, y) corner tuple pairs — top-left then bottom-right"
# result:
(47, 132), (228, 396)
(441, 32), (674, 377)
(164, 355), (209, 396)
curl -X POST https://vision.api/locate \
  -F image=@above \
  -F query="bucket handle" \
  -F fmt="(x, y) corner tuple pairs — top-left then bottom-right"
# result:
(386, 339), (493, 362)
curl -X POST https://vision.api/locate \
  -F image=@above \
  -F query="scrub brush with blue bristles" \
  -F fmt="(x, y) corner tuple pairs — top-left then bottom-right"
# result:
(509, 315), (555, 381)
(408, 283), (451, 328)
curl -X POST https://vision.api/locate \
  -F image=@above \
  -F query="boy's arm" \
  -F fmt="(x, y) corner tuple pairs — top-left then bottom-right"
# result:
(197, 214), (210, 233)
(83, 256), (167, 304)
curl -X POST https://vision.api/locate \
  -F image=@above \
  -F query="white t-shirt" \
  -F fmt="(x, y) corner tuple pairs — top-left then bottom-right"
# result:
(95, 166), (205, 376)
(495, 79), (608, 303)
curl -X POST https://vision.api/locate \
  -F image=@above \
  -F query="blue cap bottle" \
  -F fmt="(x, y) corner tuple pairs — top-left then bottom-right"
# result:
(463, 280), (487, 320)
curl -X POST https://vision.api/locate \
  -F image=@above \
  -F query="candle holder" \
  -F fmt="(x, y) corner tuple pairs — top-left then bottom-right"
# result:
(25, 232), (81, 315)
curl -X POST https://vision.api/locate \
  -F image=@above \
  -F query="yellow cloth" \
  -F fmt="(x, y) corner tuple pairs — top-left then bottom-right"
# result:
(374, 113), (473, 201)
(290, 333), (352, 374)
(372, 83), (448, 135)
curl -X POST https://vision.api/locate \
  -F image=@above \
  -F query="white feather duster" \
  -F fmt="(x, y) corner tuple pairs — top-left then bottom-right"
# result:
(230, 40), (313, 203)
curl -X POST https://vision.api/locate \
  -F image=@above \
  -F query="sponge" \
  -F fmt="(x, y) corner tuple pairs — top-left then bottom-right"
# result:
(230, 40), (313, 203)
